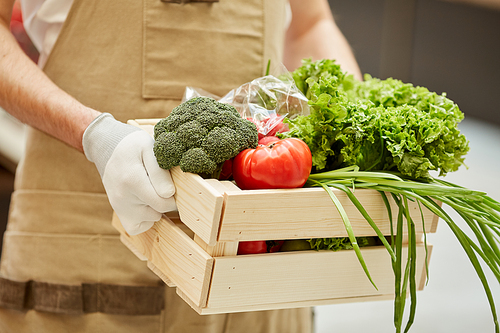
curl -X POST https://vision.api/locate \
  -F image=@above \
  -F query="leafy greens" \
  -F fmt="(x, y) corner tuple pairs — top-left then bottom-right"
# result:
(282, 59), (499, 333)
(283, 59), (469, 179)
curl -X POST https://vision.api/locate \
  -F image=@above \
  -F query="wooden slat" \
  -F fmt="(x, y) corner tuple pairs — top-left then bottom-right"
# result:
(147, 261), (176, 287)
(194, 235), (239, 257)
(127, 119), (158, 138)
(206, 244), (429, 309)
(218, 188), (438, 241)
(201, 179), (239, 256)
(132, 118), (162, 125)
(113, 214), (214, 308)
(196, 294), (396, 315)
(218, 180), (242, 192)
(170, 167), (224, 246)
(112, 214), (157, 259)
(153, 217), (214, 308)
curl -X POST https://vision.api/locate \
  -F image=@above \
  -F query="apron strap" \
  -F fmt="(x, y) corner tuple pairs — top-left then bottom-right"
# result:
(0, 277), (165, 315)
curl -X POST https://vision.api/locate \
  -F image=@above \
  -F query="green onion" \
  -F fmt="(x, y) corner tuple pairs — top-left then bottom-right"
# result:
(307, 167), (500, 333)
(310, 179), (378, 290)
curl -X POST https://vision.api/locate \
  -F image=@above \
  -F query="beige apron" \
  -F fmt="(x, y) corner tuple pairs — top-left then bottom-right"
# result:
(0, 0), (313, 332)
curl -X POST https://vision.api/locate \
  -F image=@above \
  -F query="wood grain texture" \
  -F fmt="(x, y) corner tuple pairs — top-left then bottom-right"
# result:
(206, 244), (430, 309)
(113, 214), (213, 307)
(119, 119), (440, 315)
(219, 187), (438, 241)
(170, 166), (224, 246)
(196, 294), (396, 315)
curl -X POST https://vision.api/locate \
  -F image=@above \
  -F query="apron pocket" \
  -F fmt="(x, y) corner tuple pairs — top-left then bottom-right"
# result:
(142, 0), (265, 99)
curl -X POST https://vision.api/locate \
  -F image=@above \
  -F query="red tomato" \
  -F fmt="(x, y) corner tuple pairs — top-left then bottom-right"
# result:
(237, 240), (285, 255)
(219, 159), (233, 180)
(258, 136), (280, 146)
(268, 240), (285, 253)
(237, 241), (267, 255)
(232, 138), (312, 190)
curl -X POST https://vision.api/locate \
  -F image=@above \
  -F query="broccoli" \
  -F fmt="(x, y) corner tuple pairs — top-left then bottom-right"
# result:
(153, 97), (258, 178)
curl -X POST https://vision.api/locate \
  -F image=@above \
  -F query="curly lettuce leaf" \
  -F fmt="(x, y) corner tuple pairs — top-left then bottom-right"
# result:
(281, 59), (469, 178)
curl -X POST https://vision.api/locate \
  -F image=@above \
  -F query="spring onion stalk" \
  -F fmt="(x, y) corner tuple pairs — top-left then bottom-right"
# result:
(306, 166), (500, 333)
(403, 196), (417, 333)
(310, 179), (378, 289)
(417, 200), (430, 284)
(392, 194), (405, 332)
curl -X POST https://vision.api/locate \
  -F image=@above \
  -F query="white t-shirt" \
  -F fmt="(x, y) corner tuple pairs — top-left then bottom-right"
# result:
(20, 0), (74, 68)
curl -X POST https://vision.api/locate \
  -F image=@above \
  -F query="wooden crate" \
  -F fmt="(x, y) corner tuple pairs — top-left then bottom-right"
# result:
(111, 119), (439, 315)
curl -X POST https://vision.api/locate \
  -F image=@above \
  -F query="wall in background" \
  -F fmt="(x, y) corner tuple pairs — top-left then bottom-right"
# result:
(328, 0), (500, 125)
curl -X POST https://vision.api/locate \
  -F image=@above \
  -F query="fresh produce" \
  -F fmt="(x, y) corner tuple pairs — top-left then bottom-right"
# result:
(247, 115), (289, 140)
(237, 241), (267, 255)
(307, 166), (500, 333)
(282, 59), (500, 333)
(218, 159), (233, 180)
(284, 59), (469, 179)
(258, 135), (280, 145)
(153, 97), (259, 179)
(237, 240), (284, 255)
(232, 138), (312, 190)
(279, 239), (312, 252)
(308, 236), (379, 251)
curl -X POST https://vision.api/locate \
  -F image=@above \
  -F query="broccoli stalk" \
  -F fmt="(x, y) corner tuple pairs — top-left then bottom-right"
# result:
(153, 97), (259, 179)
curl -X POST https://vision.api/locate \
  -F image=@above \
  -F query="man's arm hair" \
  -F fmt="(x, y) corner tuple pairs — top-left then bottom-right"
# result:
(0, 0), (100, 152)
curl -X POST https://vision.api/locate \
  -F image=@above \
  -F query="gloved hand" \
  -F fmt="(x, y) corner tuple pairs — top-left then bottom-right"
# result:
(82, 113), (176, 235)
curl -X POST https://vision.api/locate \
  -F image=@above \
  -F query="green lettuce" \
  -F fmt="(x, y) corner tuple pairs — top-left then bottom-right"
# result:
(282, 59), (469, 179)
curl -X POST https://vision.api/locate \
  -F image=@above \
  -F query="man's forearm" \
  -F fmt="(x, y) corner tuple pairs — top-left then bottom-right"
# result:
(0, 19), (100, 152)
(285, 0), (363, 80)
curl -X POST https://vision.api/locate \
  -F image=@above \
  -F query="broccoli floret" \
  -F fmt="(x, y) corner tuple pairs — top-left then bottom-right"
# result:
(218, 102), (241, 118)
(196, 111), (225, 130)
(176, 120), (208, 149)
(234, 118), (259, 149)
(153, 132), (185, 170)
(200, 127), (240, 164)
(153, 97), (258, 178)
(179, 148), (217, 175)
(154, 112), (195, 139)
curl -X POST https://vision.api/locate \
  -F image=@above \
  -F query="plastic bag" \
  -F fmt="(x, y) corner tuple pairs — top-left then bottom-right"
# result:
(182, 73), (309, 138)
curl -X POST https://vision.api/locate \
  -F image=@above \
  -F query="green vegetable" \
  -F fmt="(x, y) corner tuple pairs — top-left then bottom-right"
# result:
(283, 59), (498, 333)
(282, 59), (469, 179)
(307, 166), (500, 333)
(278, 237), (378, 252)
(308, 236), (378, 251)
(153, 97), (258, 178)
(280, 239), (312, 252)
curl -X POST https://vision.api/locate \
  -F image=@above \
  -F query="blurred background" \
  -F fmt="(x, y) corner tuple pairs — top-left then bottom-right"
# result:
(0, 0), (499, 331)
(318, 0), (500, 332)
(328, 0), (500, 126)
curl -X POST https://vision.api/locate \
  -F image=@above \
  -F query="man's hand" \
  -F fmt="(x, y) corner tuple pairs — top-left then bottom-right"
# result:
(1, 3), (174, 234)
(83, 113), (176, 235)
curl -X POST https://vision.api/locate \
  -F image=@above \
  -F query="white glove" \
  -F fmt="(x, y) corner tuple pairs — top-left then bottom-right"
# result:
(82, 113), (176, 235)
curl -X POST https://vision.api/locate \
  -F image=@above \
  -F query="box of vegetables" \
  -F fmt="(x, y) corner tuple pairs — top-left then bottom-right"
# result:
(113, 59), (500, 332)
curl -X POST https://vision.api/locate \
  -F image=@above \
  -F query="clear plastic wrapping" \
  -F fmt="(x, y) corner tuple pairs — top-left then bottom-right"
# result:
(182, 73), (309, 138)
